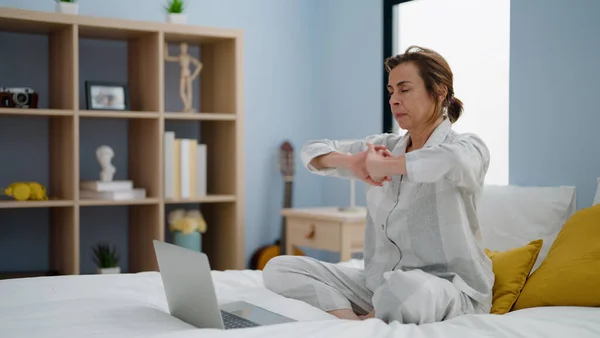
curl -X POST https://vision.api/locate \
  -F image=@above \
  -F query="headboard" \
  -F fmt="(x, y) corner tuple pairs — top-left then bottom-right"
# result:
(477, 185), (577, 272)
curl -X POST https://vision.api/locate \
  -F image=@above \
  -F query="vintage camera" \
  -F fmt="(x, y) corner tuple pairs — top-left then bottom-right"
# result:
(0, 87), (39, 108)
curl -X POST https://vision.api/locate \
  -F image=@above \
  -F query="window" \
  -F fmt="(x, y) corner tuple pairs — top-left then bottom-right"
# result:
(383, 0), (510, 185)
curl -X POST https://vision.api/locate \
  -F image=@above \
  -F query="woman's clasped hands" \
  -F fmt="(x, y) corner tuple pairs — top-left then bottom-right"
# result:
(346, 142), (393, 186)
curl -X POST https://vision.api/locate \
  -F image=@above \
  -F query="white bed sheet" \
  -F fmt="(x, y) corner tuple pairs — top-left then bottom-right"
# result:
(1, 265), (599, 338)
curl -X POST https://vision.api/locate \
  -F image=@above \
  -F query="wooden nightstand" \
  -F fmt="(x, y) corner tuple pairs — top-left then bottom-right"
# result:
(281, 207), (367, 262)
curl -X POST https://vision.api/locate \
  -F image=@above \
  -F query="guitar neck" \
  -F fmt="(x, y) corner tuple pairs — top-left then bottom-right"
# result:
(283, 178), (293, 209)
(280, 176), (293, 255)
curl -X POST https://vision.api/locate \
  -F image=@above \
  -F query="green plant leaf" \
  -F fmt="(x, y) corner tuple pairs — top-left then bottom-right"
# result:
(91, 242), (120, 268)
(165, 0), (185, 14)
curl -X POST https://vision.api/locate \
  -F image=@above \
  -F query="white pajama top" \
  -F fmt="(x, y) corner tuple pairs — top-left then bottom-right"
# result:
(300, 118), (494, 312)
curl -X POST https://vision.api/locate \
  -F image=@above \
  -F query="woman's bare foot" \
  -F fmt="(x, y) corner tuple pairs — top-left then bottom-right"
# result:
(358, 310), (375, 320)
(328, 309), (360, 320)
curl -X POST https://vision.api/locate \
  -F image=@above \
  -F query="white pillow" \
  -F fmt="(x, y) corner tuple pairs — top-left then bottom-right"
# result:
(477, 185), (576, 272)
(593, 177), (600, 206)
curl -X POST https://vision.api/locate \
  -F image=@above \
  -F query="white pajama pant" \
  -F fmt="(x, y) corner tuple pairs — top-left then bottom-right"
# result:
(262, 255), (478, 324)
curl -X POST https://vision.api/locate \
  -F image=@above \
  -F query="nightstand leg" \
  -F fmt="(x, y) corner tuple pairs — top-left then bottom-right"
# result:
(340, 248), (352, 262)
(285, 223), (294, 256)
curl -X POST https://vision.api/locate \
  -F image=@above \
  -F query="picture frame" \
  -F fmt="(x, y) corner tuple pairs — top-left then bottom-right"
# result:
(85, 81), (130, 111)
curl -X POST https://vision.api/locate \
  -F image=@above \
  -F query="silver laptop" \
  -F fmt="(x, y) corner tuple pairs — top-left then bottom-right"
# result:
(152, 240), (295, 330)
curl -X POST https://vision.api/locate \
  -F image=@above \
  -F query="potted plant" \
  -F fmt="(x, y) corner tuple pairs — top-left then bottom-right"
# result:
(168, 209), (207, 252)
(92, 242), (121, 274)
(55, 0), (79, 15)
(164, 0), (186, 24)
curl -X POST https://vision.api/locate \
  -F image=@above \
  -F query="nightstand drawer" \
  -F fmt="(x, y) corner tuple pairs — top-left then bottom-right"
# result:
(286, 218), (340, 251)
(347, 223), (366, 251)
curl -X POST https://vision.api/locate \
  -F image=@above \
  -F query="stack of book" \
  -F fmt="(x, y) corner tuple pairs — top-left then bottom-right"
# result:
(79, 180), (146, 200)
(163, 131), (207, 199)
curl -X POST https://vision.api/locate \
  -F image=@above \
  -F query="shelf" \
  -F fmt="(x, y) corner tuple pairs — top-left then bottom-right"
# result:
(0, 108), (74, 117)
(0, 6), (242, 39)
(163, 29), (242, 45)
(0, 115), (74, 201)
(78, 198), (159, 206)
(78, 31), (161, 113)
(0, 200), (74, 209)
(0, 22), (76, 111)
(0, 6), (245, 274)
(0, 12), (71, 35)
(165, 195), (237, 204)
(79, 110), (160, 119)
(78, 24), (156, 40)
(164, 112), (236, 121)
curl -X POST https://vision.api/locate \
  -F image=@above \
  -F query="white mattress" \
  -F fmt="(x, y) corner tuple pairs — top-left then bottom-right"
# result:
(1, 263), (599, 338)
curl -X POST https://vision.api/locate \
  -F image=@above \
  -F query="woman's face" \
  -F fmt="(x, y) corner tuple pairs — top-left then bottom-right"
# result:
(387, 62), (438, 131)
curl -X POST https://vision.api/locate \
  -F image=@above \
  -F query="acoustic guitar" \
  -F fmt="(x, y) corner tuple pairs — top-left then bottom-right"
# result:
(249, 141), (304, 270)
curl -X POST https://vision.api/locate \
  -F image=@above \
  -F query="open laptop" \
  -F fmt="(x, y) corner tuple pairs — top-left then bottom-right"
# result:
(152, 240), (295, 330)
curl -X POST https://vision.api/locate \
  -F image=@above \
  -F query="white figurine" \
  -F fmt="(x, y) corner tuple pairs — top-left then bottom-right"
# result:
(96, 145), (115, 182)
(165, 42), (203, 113)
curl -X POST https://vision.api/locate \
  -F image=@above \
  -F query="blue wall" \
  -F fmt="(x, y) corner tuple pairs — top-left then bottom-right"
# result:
(0, 0), (328, 273)
(508, 0), (600, 209)
(317, 0), (383, 209)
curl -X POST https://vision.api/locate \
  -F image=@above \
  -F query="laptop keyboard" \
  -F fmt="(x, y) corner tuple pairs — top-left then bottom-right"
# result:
(221, 310), (260, 329)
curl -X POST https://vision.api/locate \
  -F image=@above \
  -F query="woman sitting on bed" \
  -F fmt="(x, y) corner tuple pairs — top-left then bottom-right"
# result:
(263, 45), (494, 324)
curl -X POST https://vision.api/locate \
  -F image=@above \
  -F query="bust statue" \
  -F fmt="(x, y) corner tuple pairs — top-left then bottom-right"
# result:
(96, 145), (115, 182)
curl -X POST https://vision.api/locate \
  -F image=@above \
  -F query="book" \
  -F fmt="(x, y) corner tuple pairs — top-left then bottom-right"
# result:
(196, 144), (207, 197)
(188, 139), (197, 198)
(164, 131), (175, 198)
(179, 138), (198, 199)
(180, 139), (190, 198)
(173, 138), (181, 199)
(164, 132), (207, 200)
(80, 180), (133, 192)
(79, 188), (146, 200)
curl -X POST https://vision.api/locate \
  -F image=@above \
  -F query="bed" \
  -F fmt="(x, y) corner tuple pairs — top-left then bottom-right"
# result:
(1, 184), (599, 338)
(1, 262), (599, 338)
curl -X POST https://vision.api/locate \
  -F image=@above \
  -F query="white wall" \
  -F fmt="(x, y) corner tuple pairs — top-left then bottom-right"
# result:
(393, 0), (510, 185)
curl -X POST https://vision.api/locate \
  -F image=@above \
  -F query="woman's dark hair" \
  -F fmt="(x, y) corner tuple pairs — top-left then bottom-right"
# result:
(384, 45), (463, 123)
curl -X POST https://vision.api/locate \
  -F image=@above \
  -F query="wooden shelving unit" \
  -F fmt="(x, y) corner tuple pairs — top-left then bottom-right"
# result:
(0, 7), (245, 275)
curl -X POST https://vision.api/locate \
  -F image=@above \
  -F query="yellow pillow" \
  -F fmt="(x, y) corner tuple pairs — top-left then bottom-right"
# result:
(513, 204), (600, 311)
(484, 239), (543, 314)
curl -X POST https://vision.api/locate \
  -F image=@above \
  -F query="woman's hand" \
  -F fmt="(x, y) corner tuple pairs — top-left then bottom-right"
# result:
(365, 143), (394, 181)
(347, 145), (391, 186)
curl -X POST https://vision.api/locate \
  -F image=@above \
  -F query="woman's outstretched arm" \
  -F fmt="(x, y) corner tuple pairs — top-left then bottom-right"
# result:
(300, 133), (398, 183)
(308, 151), (353, 171)
(364, 134), (489, 192)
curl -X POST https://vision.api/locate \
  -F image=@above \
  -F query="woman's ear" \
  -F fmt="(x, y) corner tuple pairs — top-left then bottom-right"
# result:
(436, 84), (448, 102)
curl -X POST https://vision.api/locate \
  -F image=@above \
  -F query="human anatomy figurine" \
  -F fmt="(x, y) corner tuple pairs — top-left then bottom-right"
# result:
(165, 42), (203, 113)
(97, 145), (115, 182)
